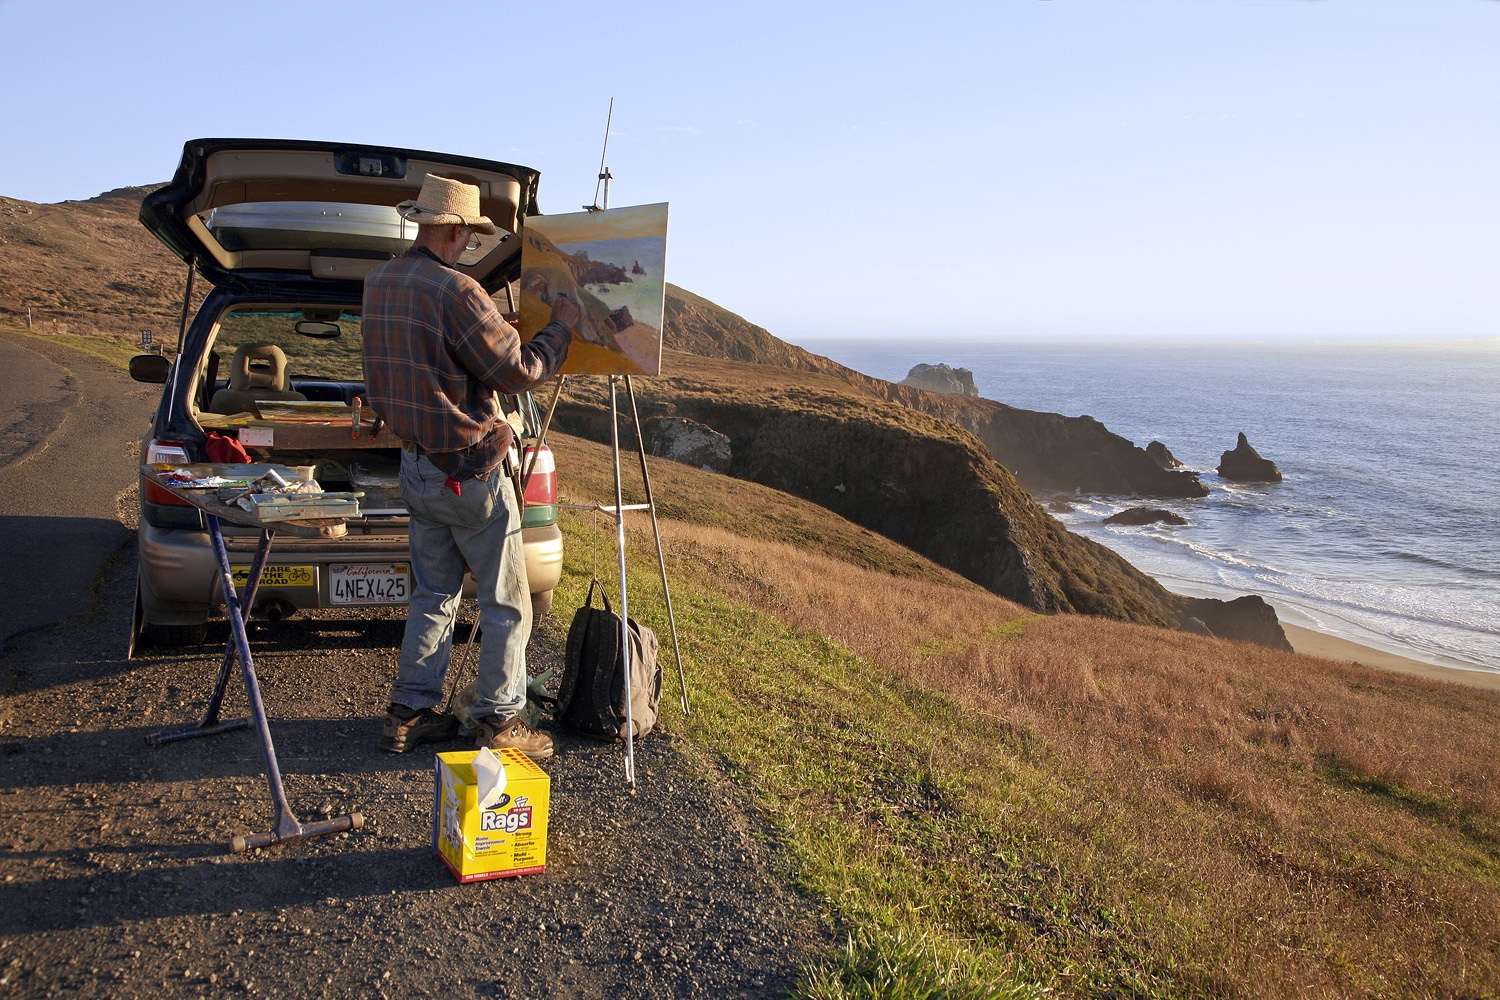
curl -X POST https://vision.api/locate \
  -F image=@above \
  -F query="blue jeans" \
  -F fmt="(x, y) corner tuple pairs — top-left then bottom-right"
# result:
(390, 451), (531, 721)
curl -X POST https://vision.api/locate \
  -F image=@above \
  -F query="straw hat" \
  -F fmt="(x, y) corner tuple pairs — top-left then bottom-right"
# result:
(396, 174), (497, 234)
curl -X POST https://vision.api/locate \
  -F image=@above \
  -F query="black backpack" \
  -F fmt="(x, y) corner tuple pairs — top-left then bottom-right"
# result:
(557, 578), (662, 741)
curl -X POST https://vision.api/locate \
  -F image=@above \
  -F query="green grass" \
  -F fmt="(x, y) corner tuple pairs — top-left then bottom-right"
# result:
(915, 617), (1037, 663)
(554, 519), (1187, 999)
(800, 927), (1042, 1000)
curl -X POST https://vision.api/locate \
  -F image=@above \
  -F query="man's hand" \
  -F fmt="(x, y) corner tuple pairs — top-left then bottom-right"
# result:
(549, 293), (582, 330)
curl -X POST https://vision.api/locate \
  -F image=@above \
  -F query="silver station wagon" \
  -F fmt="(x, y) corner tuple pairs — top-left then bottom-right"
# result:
(129, 138), (563, 648)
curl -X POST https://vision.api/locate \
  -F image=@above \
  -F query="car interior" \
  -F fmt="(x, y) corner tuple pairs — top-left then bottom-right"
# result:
(209, 343), (308, 414)
(192, 306), (367, 414)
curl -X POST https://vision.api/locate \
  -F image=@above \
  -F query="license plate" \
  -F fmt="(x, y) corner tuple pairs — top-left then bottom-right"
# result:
(230, 564), (314, 589)
(330, 564), (410, 605)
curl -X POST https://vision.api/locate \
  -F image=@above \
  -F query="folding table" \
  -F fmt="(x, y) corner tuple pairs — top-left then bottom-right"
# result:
(142, 464), (364, 853)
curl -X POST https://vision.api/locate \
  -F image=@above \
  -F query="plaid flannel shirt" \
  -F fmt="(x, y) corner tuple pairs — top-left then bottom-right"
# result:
(361, 247), (570, 479)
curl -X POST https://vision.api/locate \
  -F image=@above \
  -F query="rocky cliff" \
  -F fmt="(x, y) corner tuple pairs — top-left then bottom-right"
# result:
(557, 350), (1285, 645)
(851, 383), (1209, 498)
(663, 287), (1207, 498)
(556, 355), (1183, 624)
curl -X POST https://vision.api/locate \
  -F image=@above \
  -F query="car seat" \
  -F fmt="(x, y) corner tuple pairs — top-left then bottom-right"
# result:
(195, 351), (220, 413)
(210, 343), (307, 414)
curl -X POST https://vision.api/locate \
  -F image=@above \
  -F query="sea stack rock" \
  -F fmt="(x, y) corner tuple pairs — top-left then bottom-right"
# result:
(1103, 507), (1188, 527)
(899, 363), (979, 398)
(1217, 432), (1282, 483)
(1146, 441), (1182, 469)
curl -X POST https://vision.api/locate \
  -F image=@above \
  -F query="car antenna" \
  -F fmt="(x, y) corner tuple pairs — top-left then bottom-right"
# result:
(584, 97), (614, 213)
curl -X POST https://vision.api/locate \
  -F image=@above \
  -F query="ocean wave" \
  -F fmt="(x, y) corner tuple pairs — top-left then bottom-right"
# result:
(1379, 547), (1499, 582)
(1062, 515), (1279, 573)
(1066, 519), (1500, 670)
(1266, 574), (1497, 632)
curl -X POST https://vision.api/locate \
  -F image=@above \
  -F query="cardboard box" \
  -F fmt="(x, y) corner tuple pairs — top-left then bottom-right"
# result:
(433, 748), (550, 882)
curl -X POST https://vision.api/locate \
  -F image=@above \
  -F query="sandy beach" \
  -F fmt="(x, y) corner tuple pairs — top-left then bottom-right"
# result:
(1284, 623), (1500, 693)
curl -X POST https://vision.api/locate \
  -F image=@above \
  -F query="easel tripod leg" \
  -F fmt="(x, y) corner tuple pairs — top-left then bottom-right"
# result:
(624, 375), (690, 715)
(144, 522), (278, 747)
(609, 376), (637, 786)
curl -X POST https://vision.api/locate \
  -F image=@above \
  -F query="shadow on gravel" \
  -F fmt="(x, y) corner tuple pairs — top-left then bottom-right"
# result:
(0, 845), (455, 935)
(182, 616), (412, 654)
(127, 616), (411, 665)
(4, 598), (410, 700)
(0, 514), (134, 651)
(0, 718), (447, 787)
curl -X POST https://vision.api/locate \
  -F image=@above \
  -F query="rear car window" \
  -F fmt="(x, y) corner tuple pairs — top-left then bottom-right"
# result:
(214, 310), (366, 382)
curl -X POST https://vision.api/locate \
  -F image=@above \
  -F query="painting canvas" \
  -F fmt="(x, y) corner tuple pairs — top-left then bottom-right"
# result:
(518, 203), (669, 376)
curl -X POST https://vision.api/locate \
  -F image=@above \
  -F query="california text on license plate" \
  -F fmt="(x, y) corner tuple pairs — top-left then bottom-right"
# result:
(330, 564), (410, 605)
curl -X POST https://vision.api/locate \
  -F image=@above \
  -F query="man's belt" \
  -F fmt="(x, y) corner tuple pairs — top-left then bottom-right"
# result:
(402, 440), (514, 480)
(400, 440), (469, 480)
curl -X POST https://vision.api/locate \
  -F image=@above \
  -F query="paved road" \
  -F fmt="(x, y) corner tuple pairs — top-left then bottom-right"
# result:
(0, 330), (157, 650)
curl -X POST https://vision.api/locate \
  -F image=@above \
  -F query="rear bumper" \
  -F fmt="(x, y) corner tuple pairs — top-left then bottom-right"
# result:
(137, 517), (563, 625)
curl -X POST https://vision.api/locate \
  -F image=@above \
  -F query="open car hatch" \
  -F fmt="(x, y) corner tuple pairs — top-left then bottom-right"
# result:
(140, 138), (542, 293)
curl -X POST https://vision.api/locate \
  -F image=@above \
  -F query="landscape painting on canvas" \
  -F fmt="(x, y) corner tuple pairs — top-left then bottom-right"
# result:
(518, 203), (668, 376)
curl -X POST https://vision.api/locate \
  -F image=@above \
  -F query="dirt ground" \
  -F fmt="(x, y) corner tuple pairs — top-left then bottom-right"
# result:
(0, 521), (830, 998)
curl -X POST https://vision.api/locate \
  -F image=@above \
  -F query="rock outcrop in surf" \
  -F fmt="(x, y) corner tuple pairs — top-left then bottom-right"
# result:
(1217, 432), (1282, 483)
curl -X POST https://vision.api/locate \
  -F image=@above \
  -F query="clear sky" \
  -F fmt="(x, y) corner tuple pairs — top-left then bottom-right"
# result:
(2, 0), (1495, 342)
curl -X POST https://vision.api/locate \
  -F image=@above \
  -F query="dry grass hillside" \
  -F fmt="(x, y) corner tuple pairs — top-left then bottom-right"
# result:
(0, 186), (195, 341)
(664, 283), (852, 376)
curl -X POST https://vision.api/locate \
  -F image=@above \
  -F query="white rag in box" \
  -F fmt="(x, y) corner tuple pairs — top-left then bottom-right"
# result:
(472, 747), (508, 809)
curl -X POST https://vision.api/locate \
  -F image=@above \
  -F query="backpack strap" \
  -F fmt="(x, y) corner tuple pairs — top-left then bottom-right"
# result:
(559, 578), (604, 718)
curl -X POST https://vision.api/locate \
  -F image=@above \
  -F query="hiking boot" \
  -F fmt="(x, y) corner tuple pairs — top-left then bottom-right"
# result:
(474, 714), (554, 759)
(381, 704), (459, 753)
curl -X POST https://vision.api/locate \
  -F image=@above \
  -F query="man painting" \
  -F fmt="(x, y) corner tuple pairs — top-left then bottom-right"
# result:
(362, 174), (579, 758)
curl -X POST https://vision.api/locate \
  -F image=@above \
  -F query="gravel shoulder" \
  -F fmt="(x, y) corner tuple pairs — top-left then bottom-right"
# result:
(0, 334), (831, 998)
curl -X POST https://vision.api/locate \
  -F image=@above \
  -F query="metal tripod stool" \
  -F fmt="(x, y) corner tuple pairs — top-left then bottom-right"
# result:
(145, 507), (364, 853)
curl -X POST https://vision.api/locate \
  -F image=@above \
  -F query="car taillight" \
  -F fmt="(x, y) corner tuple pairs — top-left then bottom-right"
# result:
(142, 439), (192, 506)
(521, 445), (556, 506)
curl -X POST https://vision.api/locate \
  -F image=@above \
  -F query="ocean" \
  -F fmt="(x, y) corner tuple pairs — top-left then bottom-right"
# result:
(798, 337), (1500, 676)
